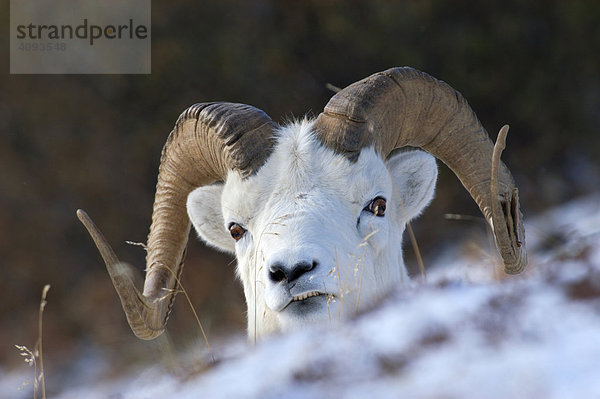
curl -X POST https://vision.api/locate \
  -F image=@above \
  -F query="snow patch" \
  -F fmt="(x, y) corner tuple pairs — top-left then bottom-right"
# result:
(9, 195), (600, 398)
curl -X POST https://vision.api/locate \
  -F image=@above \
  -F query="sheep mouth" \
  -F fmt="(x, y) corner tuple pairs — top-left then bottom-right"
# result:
(291, 291), (327, 302)
(274, 291), (335, 313)
(283, 291), (336, 313)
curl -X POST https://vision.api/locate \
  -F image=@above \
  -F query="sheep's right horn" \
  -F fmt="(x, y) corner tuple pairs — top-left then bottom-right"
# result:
(314, 67), (526, 274)
(79, 103), (278, 339)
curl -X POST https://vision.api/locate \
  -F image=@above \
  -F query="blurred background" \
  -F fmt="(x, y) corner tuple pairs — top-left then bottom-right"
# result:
(2, 0), (599, 383)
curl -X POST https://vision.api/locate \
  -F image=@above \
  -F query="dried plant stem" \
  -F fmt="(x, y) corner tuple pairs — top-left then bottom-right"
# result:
(252, 226), (269, 343)
(125, 240), (148, 250)
(486, 222), (502, 280)
(254, 253), (258, 345)
(16, 285), (50, 398)
(36, 284), (50, 399)
(354, 228), (377, 313)
(334, 247), (344, 321)
(397, 194), (426, 282)
(252, 230), (266, 345)
(354, 245), (367, 314)
(154, 332), (180, 375)
(445, 213), (502, 278)
(178, 285), (214, 363)
(444, 214), (486, 223)
(161, 265), (214, 363)
(406, 221), (426, 282)
(251, 214), (290, 343)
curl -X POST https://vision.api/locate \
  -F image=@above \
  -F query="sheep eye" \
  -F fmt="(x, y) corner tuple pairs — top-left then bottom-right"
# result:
(229, 223), (246, 241)
(366, 197), (387, 217)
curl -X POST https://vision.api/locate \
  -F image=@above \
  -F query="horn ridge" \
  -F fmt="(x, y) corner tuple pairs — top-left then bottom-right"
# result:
(79, 102), (278, 339)
(314, 67), (527, 274)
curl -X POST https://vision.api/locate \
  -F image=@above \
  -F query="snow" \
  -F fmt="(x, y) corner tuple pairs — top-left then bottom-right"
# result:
(6, 195), (600, 398)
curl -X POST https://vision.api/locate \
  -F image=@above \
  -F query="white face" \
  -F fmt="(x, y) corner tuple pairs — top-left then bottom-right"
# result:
(187, 121), (437, 339)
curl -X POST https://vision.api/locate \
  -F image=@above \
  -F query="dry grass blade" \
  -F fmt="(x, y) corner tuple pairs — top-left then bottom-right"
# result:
(354, 244), (368, 314)
(444, 213), (500, 279)
(251, 213), (291, 342)
(406, 221), (426, 282)
(158, 263), (215, 363)
(37, 284), (50, 399)
(444, 214), (486, 223)
(126, 240), (148, 250)
(396, 193), (427, 282)
(354, 226), (378, 313)
(16, 284), (50, 399)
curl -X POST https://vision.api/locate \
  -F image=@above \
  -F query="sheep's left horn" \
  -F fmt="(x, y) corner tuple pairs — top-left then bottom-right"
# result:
(79, 103), (278, 339)
(314, 67), (526, 274)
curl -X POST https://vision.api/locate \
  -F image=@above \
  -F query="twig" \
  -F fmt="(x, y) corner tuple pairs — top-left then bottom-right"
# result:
(406, 221), (426, 282)
(444, 214), (486, 223)
(37, 284), (50, 399)
(16, 285), (50, 399)
(126, 241), (148, 250)
(159, 264), (215, 363)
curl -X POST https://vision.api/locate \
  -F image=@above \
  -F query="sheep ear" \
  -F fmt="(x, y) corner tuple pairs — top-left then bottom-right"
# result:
(187, 184), (236, 254)
(387, 149), (438, 221)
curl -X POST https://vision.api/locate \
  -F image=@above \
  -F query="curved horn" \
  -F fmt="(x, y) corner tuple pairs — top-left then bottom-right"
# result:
(314, 67), (526, 274)
(78, 103), (278, 339)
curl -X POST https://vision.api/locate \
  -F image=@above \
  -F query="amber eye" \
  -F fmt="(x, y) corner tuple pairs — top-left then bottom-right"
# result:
(366, 197), (387, 217)
(229, 223), (246, 241)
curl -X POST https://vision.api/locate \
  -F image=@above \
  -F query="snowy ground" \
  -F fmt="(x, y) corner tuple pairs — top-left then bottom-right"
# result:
(4, 195), (600, 398)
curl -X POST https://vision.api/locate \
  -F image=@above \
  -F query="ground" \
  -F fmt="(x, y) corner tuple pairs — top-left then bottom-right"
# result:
(3, 195), (600, 399)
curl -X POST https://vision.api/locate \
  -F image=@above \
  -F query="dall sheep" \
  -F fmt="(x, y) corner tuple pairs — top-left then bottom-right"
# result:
(78, 67), (527, 341)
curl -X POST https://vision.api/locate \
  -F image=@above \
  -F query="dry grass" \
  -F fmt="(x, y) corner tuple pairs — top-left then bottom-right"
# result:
(251, 213), (290, 343)
(15, 284), (50, 399)
(354, 227), (378, 313)
(395, 190), (428, 282)
(329, 247), (344, 323)
(406, 221), (426, 282)
(124, 238), (216, 364)
(156, 260), (215, 363)
(444, 213), (505, 280)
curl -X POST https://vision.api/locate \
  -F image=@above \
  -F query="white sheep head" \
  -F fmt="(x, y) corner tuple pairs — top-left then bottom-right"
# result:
(78, 67), (527, 341)
(187, 122), (437, 338)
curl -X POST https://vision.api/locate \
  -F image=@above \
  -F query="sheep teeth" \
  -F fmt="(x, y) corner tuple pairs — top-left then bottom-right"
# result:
(292, 291), (322, 302)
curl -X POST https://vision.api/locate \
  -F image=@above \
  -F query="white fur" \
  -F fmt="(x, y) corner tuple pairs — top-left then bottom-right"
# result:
(187, 120), (437, 340)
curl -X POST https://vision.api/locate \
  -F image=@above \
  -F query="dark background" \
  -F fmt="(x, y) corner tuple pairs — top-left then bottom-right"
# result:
(2, 0), (599, 378)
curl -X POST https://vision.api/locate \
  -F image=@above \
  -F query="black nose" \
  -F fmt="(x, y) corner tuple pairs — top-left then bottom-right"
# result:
(268, 261), (317, 283)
